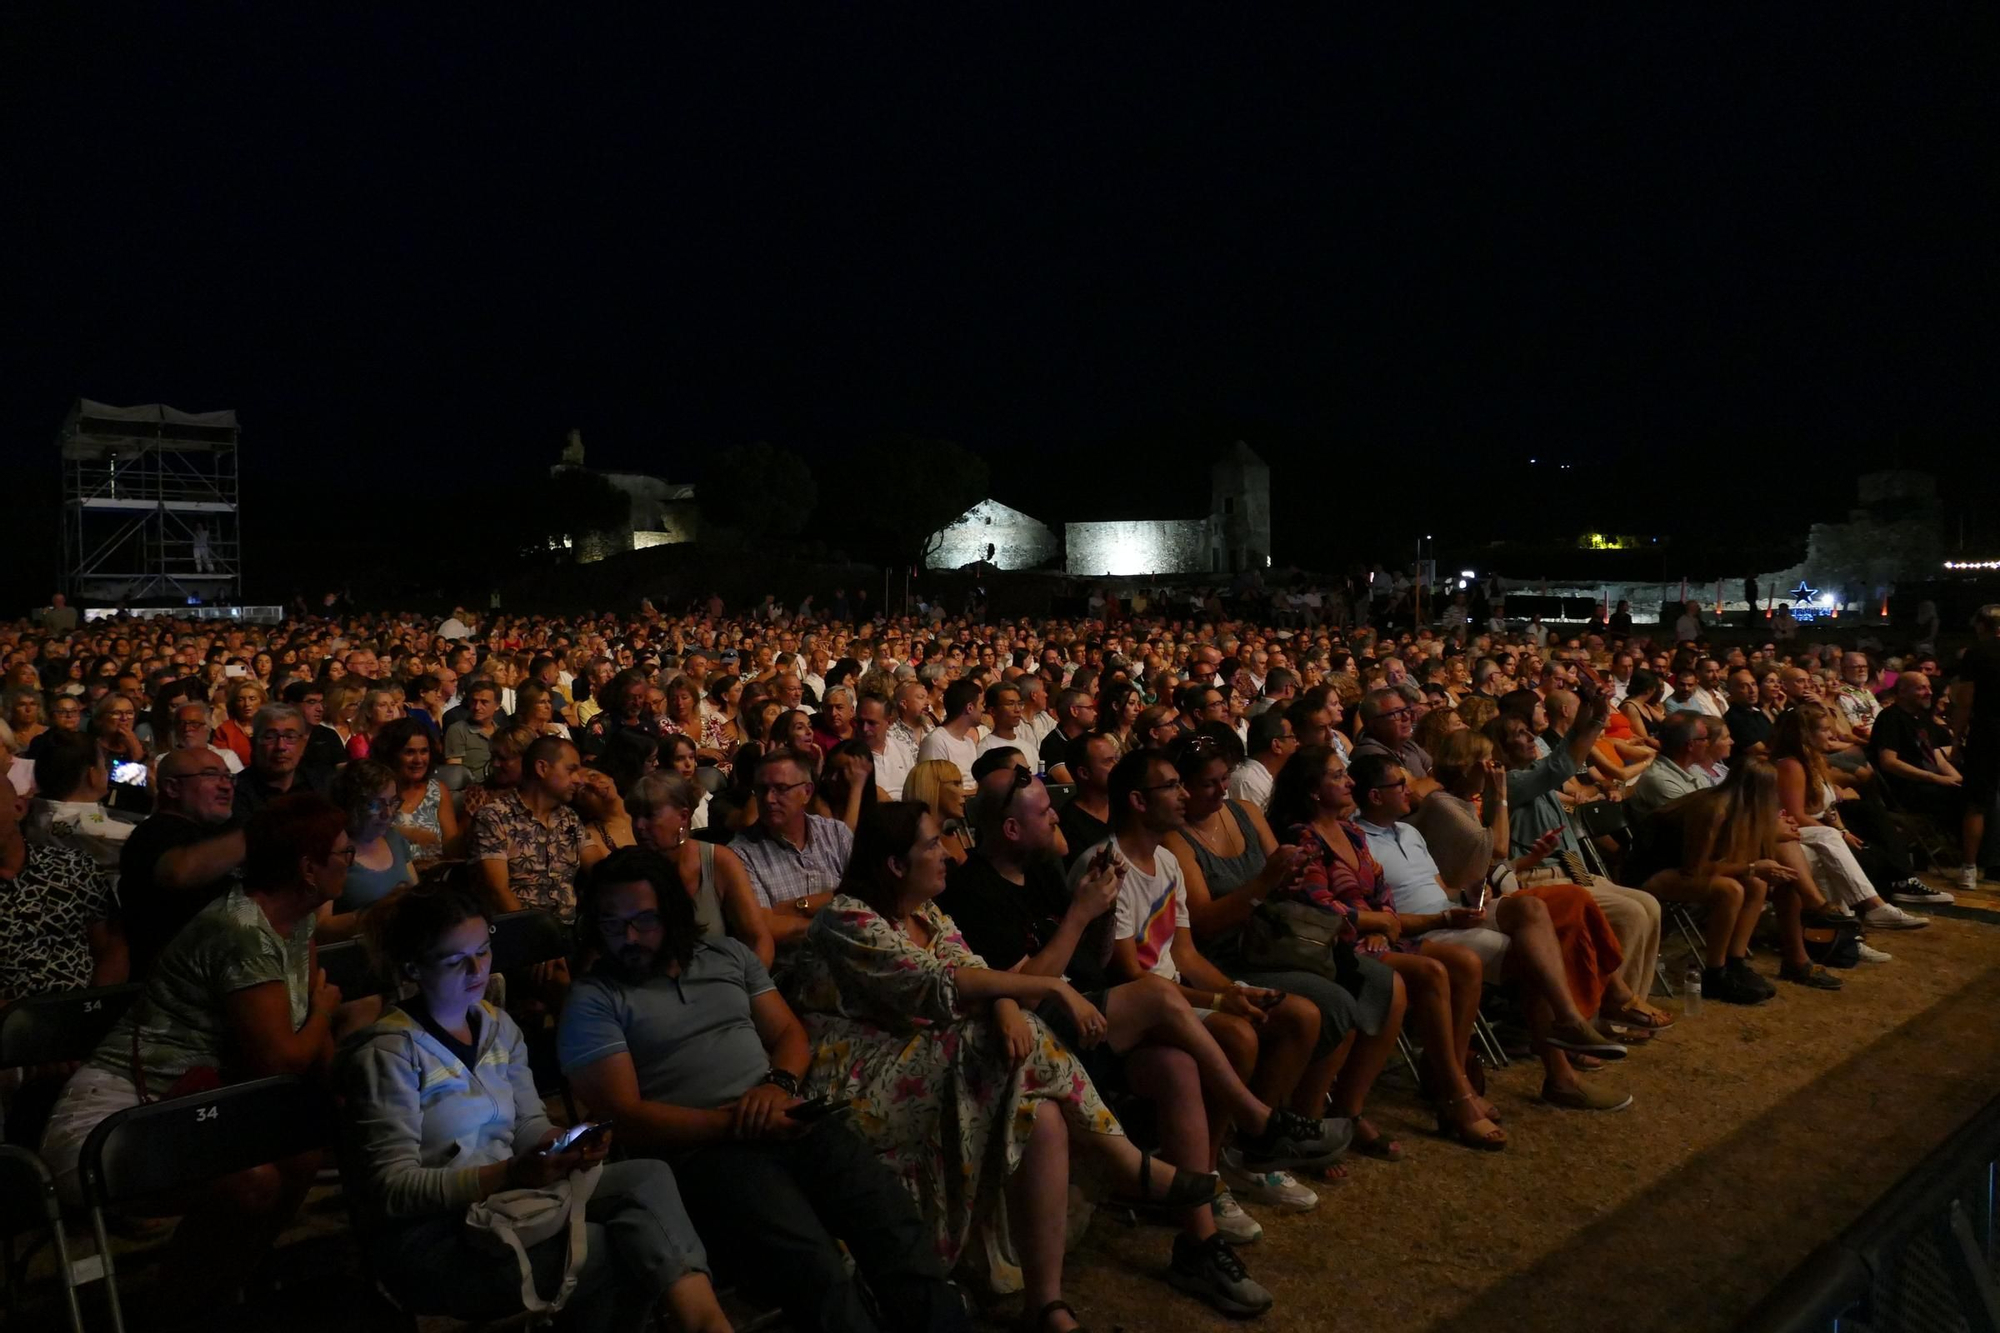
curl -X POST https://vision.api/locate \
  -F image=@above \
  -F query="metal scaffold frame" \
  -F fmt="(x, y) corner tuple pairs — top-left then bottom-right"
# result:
(58, 399), (243, 606)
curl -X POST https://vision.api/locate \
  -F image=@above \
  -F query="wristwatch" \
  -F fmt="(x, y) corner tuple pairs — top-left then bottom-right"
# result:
(759, 1068), (801, 1096)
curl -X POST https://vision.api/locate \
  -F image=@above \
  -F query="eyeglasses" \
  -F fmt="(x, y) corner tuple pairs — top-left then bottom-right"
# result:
(1368, 778), (1409, 792)
(184, 769), (234, 783)
(1140, 778), (1187, 793)
(598, 910), (663, 936)
(332, 845), (358, 864)
(752, 780), (808, 798)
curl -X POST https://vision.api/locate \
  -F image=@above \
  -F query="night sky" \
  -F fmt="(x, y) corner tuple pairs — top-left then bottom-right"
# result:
(6, 10), (1996, 597)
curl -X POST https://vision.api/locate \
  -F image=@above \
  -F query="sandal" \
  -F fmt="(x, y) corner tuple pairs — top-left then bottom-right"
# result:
(1111, 1150), (1220, 1210)
(1434, 1093), (1508, 1151)
(1019, 1299), (1087, 1333)
(1350, 1116), (1404, 1162)
(1601, 1002), (1676, 1032)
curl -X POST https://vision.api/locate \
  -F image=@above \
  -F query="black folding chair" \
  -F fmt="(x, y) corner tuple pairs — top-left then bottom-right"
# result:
(490, 909), (569, 973)
(77, 1076), (334, 1333)
(1567, 807), (1676, 999)
(490, 910), (579, 1119)
(314, 939), (389, 1001)
(1044, 783), (1077, 809)
(0, 1146), (86, 1333)
(0, 985), (143, 1073)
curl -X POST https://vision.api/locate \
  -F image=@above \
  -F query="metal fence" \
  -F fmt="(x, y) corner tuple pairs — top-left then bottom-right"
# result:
(1738, 1093), (2000, 1332)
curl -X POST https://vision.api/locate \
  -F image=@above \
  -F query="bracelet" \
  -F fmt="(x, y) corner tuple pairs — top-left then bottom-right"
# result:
(759, 1068), (801, 1096)
(1212, 991), (1223, 1010)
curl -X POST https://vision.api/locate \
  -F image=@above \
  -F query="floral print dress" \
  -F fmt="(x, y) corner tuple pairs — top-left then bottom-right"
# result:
(791, 895), (1123, 1285)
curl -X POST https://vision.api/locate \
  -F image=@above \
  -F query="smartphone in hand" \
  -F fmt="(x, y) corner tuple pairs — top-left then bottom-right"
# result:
(546, 1120), (612, 1153)
(785, 1096), (854, 1124)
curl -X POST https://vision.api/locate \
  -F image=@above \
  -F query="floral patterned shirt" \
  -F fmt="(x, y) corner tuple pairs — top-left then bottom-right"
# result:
(470, 789), (585, 919)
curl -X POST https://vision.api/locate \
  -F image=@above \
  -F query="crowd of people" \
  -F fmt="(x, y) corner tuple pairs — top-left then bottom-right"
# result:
(3, 587), (1996, 1332)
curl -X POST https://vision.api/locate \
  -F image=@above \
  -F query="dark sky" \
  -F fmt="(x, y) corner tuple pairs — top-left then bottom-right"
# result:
(5, 9), (1997, 588)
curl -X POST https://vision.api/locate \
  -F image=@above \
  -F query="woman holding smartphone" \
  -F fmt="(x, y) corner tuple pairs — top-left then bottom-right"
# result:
(342, 873), (730, 1332)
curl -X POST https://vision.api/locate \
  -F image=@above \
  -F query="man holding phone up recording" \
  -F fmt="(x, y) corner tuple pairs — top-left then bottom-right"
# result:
(559, 848), (969, 1333)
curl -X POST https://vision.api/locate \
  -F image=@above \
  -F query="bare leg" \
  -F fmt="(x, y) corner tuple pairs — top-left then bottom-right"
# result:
(1246, 995), (1319, 1113)
(1328, 971), (1405, 1122)
(1388, 951), (1498, 1133)
(1494, 895), (1590, 1029)
(664, 1273), (735, 1333)
(1123, 1045), (1215, 1240)
(1201, 1013), (1259, 1168)
(1103, 975), (1268, 1132)
(1011, 1101), (1079, 1332)
(1767, 876), (1810, 967)
(1731, 874), (1771, 960)
(1642, 870), (1743, 969)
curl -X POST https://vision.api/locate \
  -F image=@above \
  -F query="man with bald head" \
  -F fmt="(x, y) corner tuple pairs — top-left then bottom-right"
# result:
(118, 746), (247, 975)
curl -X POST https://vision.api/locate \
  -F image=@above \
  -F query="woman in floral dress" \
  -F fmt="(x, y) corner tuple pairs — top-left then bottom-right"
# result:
(793, 802), (1217, 1333)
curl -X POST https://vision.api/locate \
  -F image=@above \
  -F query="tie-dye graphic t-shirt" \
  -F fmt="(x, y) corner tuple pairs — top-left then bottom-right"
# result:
(1072, 838), (1189, 982)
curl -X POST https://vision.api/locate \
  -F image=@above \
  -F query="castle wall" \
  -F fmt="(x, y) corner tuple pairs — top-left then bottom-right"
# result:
(1066, 519), (1212, 576)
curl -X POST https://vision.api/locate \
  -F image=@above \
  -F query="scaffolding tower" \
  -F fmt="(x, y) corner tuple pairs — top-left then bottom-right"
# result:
(59, 399), (243, 605)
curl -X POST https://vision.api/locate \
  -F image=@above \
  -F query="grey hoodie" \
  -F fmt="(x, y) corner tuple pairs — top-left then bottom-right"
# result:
(342, 1000), (554, 1223)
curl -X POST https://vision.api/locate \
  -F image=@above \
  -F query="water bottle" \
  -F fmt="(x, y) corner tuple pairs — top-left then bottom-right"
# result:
(1683, 964), (1703, 1017)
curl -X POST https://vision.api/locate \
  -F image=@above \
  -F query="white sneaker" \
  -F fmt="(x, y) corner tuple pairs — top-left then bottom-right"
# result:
(1863, 903), (1930, 930)
(1959, 865), (1980, 893)
(1209, 1189), (1264, 1245)
(1854, 941), (1893, 964)
(1219, 1153), (1319, 1213)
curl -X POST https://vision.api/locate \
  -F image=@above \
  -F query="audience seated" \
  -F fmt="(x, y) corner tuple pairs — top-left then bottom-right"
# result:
(560, 846), (972, 1332)
(0, 770), (125, 1004)
(1159, 741), (1404, 1187)
(26, 729), (132, 871)
(41, 795), (348, 1318)
(727, 745), (857, 952)
(342, 876), (729, 1332)
(1349, 752), (1636, 1112)
(3, 589), (1984, 1330)
(625, 771), (773, 966)
(472, 734), (587, 918)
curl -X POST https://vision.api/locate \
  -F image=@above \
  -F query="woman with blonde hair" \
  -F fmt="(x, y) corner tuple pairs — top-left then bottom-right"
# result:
(901, 758), (971, 865)
(321, 679), (365, 754)
(1772, 702), (1931, 935)
(214, 679), (266, 767)
(1626, 759), (1841, 999)
(1455, 694), (1499, 733)
(347, 686), (402, 762)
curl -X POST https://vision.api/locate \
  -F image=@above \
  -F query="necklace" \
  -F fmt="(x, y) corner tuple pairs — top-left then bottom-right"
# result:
(1185, 807), (1237, 854)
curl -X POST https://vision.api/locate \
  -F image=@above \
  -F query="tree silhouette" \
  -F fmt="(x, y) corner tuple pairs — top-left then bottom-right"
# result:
(701, 441), (818, 540)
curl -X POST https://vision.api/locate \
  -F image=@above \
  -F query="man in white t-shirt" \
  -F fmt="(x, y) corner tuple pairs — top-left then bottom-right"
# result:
(1077, 749), (1331, 1211)
(974, 682), (1037, 774)
(916, 678), (981, 793)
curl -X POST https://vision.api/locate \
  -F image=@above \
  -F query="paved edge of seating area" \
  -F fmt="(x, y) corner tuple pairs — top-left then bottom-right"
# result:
(1428, 954), (2000, 1333)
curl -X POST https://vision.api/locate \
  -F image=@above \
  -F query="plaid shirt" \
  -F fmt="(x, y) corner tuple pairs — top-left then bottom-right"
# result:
(730, 814), (854, 908)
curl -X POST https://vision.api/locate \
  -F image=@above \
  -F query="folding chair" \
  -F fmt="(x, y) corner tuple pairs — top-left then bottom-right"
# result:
(315, 939), (388, 1001)
(1044, 782), (1077, 810)
(0, 1145), (87, 1333)
(0, 985), (144, 1073)
(77, 1075), (334, 1333)
(491, 910), (579, 1120)
(1566, 809), (1676, 998)
(491, 909), (569, 974)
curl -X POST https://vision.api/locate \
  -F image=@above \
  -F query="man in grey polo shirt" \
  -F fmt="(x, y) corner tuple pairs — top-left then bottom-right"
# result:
(561, 849), (966, 1333)
(1625, 711), (1713, 821)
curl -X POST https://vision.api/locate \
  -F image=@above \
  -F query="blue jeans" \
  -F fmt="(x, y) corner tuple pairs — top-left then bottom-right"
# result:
(375, 1159), (708, 1333)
